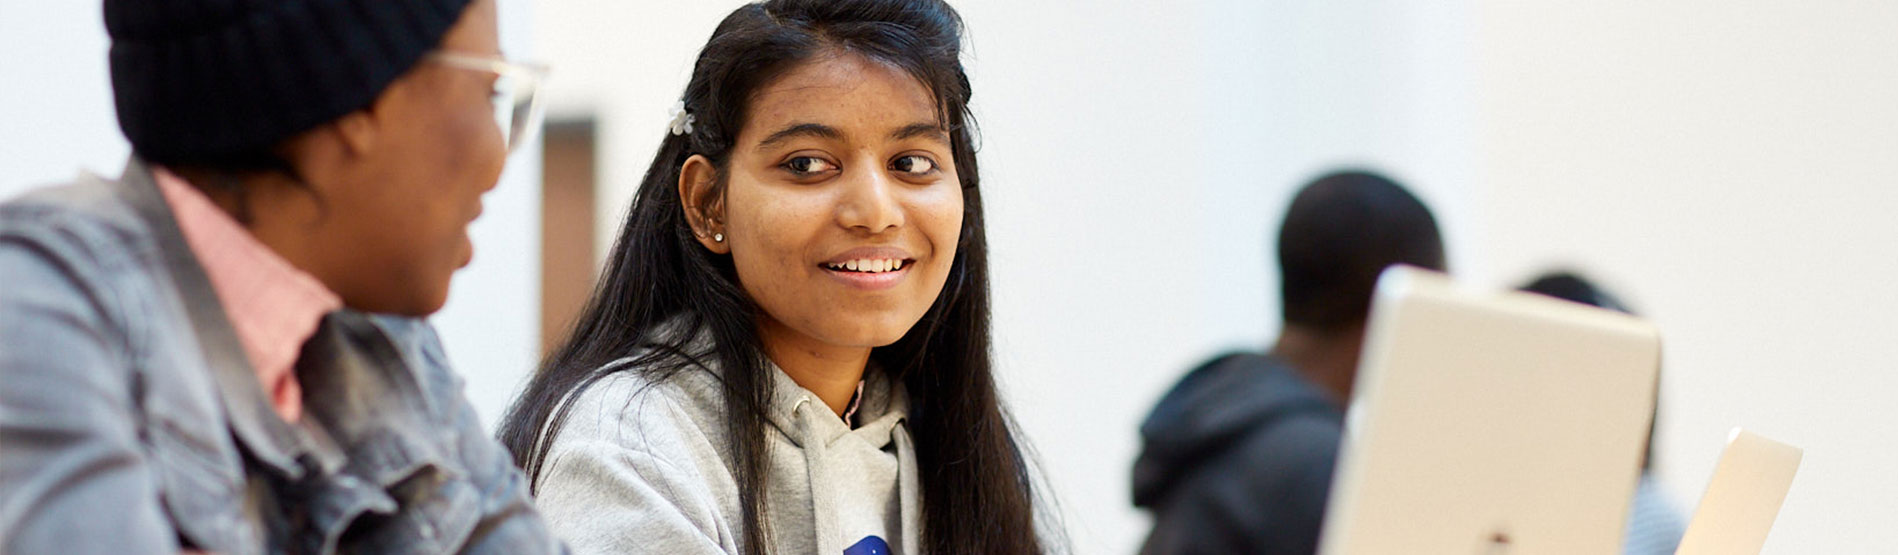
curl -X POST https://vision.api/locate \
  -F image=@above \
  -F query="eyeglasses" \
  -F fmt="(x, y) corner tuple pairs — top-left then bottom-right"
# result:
(426, 52), (550, 154)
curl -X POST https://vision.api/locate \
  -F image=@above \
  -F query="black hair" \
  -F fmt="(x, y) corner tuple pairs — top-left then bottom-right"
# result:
(494, 1), (1047, 553)
(1519, 272), (1632, 314)
(167, 156), (310, 225)
(1277, 170), (1445, 329)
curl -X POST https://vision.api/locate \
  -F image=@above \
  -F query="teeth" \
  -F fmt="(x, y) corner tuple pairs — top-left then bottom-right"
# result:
(826, 258), (907, 273)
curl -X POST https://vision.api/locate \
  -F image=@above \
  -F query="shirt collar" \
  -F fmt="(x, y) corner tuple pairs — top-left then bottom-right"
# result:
(116, 157), (328, 477)
(152, 167), (342, 423)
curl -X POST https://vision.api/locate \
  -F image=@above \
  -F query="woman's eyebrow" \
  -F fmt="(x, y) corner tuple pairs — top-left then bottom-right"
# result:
(891, 122), (949, 144)
(756, 122), (843, 150)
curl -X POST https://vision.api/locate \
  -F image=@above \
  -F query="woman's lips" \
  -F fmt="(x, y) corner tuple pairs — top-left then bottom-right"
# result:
(822, 262), (911, 290)
(819, 246), (916, 291)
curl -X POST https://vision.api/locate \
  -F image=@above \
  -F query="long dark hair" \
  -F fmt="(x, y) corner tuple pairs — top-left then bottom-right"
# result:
(495, 1), (1046, 553)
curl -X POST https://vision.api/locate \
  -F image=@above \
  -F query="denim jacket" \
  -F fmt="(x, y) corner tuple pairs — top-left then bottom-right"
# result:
(0, 160), (563, 554)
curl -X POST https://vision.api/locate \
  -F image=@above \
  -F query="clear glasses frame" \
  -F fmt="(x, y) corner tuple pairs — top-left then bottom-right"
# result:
(427, 52), (550, 153)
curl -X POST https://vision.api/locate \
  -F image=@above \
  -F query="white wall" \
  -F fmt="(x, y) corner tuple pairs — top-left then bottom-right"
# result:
(528, 1), (744, 263)
(1474, 2), (1898, 552)
(0, 1), (125, 189)
(0, 1), (543, 429)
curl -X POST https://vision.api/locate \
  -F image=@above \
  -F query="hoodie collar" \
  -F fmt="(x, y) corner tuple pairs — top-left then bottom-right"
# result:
(775, 360), (911, 555)
(764, 357), (907, 450)
(656, 318), (921, 554)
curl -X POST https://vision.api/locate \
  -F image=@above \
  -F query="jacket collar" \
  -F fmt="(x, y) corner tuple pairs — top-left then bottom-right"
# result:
(115, 157), (327, 478)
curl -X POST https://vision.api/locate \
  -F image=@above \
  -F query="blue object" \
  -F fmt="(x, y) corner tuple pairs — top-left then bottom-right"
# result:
(844, 535), (892, 555)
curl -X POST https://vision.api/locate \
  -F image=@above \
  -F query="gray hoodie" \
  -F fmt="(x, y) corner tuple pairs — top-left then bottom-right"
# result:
(533, 336), (920, 554)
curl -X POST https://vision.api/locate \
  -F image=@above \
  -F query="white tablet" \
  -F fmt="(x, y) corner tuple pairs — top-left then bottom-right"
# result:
(1318, 266), (1663, 554)
(1674, 429), (1803, 555)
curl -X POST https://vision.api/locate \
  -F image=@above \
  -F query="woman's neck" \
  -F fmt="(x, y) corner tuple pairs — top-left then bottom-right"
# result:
(756, 317), (870, 417)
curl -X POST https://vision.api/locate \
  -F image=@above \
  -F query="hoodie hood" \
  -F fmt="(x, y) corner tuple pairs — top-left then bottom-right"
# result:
(1131, 352), (1342, 507)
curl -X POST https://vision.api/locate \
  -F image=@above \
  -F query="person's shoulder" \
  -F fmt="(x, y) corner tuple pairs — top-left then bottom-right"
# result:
(0, 170), (168, 352)
(1173, 351), (1302, 393)
(1245, 410), (1343, 458)
(548, 358), (729, 460)
(1197, 409), (1341, 517)
(361, 314), (466, 402)
(1, 171), (154, 269)
(533, 357), (744, 552)
(1199, 368), (1343, 477)
(3, 171), (144, 236)
(1144, 350), (1327, 435)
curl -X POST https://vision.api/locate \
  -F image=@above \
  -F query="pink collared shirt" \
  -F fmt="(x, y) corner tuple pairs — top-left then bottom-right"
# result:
(154, 168), (341, 423)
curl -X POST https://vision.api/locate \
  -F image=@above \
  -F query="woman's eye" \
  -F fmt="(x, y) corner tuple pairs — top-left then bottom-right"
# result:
(892, 155), (937, 176)
(783, 156), (837, 175)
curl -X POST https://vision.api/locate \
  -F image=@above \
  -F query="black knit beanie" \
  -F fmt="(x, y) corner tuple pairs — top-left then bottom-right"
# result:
(104, 0), (477, 167)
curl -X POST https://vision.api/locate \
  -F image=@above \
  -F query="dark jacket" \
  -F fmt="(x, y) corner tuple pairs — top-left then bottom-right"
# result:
(1133, 352), (1344, 555)
(0, 160), (562, 554)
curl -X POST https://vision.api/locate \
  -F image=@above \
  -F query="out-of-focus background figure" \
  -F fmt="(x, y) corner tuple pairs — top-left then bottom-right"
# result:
(1131, 170), (1444, 554)
(5, 1), (1895, 552)
(1521, 271), (1689, 555)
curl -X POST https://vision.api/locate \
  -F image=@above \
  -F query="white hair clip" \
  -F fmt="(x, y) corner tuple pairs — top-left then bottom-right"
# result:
(668, 101), (696, 136)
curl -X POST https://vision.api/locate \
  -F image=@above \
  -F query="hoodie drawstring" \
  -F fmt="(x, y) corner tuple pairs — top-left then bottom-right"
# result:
(893, 422), (921, 554)
(794, 397), (842, 554)
(792, 391), (919, 554)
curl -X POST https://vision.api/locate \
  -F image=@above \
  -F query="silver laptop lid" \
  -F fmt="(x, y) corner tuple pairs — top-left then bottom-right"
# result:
(1319, 266), (1662, 554)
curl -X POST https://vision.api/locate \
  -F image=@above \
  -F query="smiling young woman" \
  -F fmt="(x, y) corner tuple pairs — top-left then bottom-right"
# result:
(494, 1), (1050, 554)
(687, 51), (967, 421)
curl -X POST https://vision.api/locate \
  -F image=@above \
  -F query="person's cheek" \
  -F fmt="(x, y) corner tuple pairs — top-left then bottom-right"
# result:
(927, 190), (961, 267)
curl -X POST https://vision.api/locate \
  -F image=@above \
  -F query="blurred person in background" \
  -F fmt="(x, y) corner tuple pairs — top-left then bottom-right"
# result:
(1519, 271), (1687, 555)
(1131, 170), (1445, 555)
(0, 0), (562, 552)
(495, 0), (1050, 554)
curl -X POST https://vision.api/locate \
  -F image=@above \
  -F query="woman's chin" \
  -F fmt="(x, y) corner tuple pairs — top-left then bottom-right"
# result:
(798, 315), (920, 350)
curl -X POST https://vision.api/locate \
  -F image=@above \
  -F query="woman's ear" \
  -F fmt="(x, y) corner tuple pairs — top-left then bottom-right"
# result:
(678, 154), (729, 254)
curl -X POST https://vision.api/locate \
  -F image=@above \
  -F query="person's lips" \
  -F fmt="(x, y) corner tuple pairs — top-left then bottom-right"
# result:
(820, 247), (916, 291)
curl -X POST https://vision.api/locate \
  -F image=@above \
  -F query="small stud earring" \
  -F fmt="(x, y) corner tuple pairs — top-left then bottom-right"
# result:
(713, 233), (724, 243)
